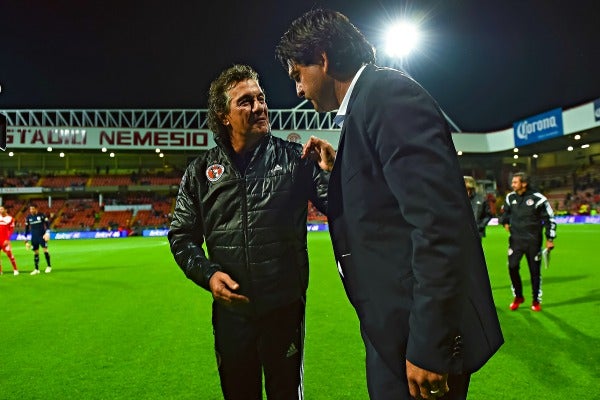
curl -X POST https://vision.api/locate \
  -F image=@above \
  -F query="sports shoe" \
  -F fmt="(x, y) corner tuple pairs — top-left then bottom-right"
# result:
(45, 267), (52, 273)
(531, 301), (542, 312)
(14, 270), (19, 276)
(509, 296), (525, 311)
(30, 269), (40, 275)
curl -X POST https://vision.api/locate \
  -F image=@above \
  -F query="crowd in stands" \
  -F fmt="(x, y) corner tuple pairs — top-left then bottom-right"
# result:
(0, 171), (183, 189)
(0, 174), (41, 187)
(21, 163), (600, 231)
(522, 163), (600, 217)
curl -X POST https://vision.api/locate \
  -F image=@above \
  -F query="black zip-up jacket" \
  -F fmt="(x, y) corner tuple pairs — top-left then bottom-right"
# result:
(500, 189), (556, 243)
(168, 134), (329, 316)
(469, 192), (492, 237)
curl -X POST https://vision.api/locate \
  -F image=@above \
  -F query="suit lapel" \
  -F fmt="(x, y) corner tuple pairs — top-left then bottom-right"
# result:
(328, 64), (376, 218)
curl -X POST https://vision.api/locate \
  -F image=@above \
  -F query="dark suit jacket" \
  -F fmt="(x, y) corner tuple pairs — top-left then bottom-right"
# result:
(327, 64), (503, 378)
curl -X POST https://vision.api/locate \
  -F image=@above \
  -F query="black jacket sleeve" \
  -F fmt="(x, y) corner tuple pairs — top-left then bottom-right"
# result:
(168, 164), (220, 291)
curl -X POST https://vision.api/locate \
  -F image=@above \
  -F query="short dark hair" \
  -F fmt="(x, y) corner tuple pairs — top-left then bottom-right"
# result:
(275, 9), (376, 76)
(207, 64), (261, 143)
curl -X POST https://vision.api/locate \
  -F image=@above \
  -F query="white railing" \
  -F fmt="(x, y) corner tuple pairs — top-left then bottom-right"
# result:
(0, 108), (340, 131)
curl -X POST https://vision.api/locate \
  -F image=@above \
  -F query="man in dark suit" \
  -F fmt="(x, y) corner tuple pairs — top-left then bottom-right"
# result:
(276, 9), (503, 400)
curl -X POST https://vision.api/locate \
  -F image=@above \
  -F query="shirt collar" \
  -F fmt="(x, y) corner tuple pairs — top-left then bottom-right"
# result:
(333, 64), (368, 128)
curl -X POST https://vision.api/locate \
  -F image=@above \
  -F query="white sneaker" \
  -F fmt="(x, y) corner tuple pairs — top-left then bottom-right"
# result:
(30, 269), (40, 275)
(45, 267), (52, 273)
(14, 270), (19, 276)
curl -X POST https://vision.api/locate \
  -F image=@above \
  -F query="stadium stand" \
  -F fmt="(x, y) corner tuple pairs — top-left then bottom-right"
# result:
(39, 175), (89, 188)
(96, 210), (133, 231)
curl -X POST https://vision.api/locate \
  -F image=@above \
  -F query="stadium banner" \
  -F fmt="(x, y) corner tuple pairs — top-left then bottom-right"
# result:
(0, 187), (44, 194)
(141, 223), (329, 237)
(554, 215), (600, 224)
(4, 126), (342, 150)
(142, 228), (170, 237)
(513, 108), (563, 147)
(595, 98), (600, 122)
(12, 231), (129, 240)
(10, 217), (598, 241)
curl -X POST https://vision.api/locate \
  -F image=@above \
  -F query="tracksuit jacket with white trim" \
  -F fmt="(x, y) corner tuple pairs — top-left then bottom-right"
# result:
(500, 189), (557, 243)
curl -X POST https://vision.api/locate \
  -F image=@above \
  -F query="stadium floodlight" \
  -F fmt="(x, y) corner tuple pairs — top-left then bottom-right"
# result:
(384, 21), (420, 59)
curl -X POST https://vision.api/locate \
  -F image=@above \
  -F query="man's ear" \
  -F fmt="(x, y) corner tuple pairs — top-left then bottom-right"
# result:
(320, 51), (329, 74)
(321, 51), (347, 79)
(219, 113), (229, 126)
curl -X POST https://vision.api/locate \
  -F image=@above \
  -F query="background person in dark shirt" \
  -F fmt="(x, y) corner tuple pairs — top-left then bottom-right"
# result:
(24, 204), (52, 275)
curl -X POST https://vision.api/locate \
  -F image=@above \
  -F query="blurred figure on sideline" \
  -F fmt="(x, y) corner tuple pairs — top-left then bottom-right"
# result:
(168, 64), (332, 400)
(464, 176), (492, 239)
(276, 9), (503, 400)
(0, 206), (19, 275)
(500, 172), (556, 312)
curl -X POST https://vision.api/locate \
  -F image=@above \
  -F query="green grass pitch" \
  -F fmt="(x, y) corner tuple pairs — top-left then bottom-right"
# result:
(1, 224), (598, 399)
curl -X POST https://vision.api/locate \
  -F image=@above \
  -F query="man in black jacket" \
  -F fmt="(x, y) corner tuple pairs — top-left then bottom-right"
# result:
(276, 9), (503, 400)
(500, 172), (556, 312)
(168, 65), (333, 400)
(464, 176), (492, 239)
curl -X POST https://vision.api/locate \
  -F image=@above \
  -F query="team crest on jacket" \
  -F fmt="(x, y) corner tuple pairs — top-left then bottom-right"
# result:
(206, 164), (225, 182)
(526, 199), (534, 206)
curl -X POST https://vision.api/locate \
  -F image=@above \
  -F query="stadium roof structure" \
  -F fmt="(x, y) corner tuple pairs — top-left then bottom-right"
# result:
(2, 97), (599, 156)
(0, 107), (337, 132)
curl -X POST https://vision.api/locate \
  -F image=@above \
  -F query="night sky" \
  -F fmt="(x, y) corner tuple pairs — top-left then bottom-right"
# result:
(1, 0), (598, 132)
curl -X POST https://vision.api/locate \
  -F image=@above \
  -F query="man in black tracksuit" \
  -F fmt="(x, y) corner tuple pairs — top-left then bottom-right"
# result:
(168, 65), (333, 400)
(500, 172), (556, 312)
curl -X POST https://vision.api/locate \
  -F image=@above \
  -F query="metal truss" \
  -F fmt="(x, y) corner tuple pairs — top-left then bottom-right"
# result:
(0, 107), (340, 131)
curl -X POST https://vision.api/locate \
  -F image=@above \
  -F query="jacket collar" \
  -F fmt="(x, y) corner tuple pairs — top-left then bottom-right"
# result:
(344, 63), (377, 118)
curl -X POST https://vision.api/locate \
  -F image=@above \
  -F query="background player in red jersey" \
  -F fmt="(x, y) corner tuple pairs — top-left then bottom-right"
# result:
(0, 206), (20, 276)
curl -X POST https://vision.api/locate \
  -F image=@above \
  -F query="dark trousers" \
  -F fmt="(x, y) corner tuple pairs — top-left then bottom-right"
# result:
(361, 327), (471, 400)
(508, 237), (542, 302)
(212, 298), (305, 400)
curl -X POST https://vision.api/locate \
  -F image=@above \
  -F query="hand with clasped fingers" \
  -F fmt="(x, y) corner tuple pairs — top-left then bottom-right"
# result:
(406, 360), (449, 399)
(301, 136), (336, 172)
(209, 271), (250, 306)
